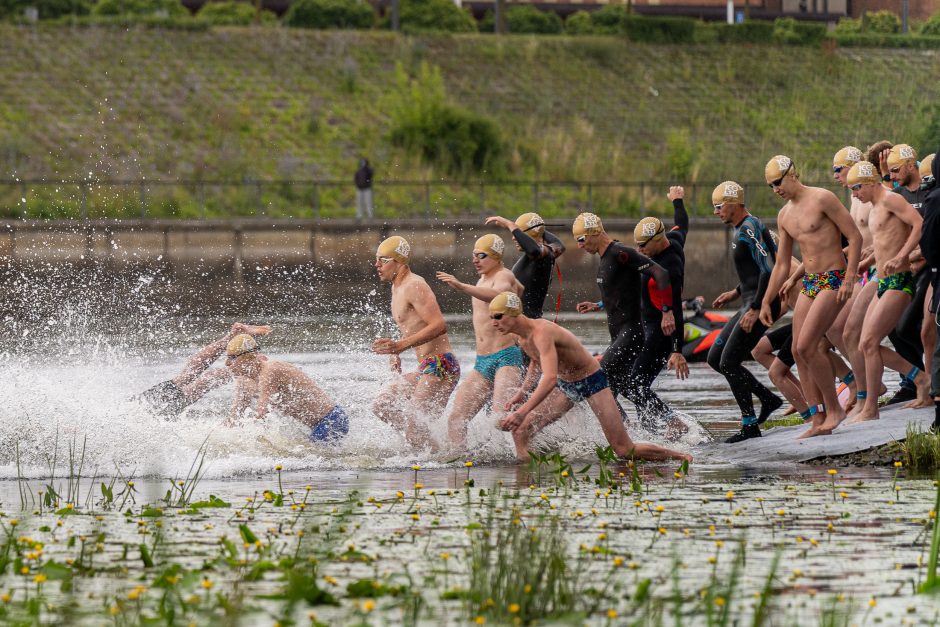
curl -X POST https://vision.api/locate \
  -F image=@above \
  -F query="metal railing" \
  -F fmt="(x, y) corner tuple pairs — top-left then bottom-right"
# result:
(0, 178), (849, 221)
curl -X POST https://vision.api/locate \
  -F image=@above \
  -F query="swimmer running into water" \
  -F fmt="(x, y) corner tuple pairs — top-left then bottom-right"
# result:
(491, 292), (691, 463)
(224, 334), (349, 442)
(371, 236), (459, 449)
(437, 234), (525, 450)
(760, 155), (862, 438)
(139, 322), (270, 417)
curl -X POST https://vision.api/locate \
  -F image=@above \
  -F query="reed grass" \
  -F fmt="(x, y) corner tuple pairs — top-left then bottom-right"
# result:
(901, 424), (940, 471)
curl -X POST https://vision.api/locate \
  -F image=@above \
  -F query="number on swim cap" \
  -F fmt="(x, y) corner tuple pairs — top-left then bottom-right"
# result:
(641, 222), (658, 238)
(583, 214), (600, 229)
(506, 293), (522, 310)
(724, 183), (740, 199)
(491, 236), (505, 255)
(900, 146), (915, 160)
(776, 156), (792, 171)
(847, 147), (863, 162)
(527, 215), (543, 228)
(858, 162), (875, 178)
(396, 239), (410, 258)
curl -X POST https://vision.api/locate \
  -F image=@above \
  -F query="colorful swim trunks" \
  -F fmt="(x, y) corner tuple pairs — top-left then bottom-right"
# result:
(473, 345), (524, 383)
(801, 269), (845, 299)
(310, 405), (350, 443)
(876, 271), (915, 299)
(557, 369), (609, 403)
(858, 264), (877, 286)
(419, 352), (461, 380)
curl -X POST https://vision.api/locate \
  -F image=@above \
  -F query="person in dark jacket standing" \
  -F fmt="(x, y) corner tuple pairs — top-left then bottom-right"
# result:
(920, 149), (940, 430)
(485, 212), (565, 318)
(354, 158), (374, 219)
(626, 185), (691, 433)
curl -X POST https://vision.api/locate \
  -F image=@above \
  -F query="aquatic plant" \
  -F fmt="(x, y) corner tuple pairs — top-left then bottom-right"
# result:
(901, 424), (940, 471)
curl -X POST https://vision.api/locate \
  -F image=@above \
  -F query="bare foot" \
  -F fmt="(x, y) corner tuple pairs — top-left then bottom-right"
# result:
(907, 372), (935, 408)
(782, 404), (798, 415)
(797, 418), (826, 439)
(816, 410), (846, 434)
(844, 407), (879, 425)
(844, 395), (857, 412)
(232, 323), (272, 337)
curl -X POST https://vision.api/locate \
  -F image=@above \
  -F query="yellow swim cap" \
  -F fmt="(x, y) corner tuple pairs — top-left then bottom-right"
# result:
(847, 161), (880, 187)
(765, 155), (794, 183)
(634, 217), (665, 245)
(474, 234), (505, 259)
(833, 146), (863, 169)
(572, 213), (603, 237)
(226, 334), (259, 357)
(515, 212), (545, 239)
(489, 291), (523, 317)
(377, 236), (411, 264)
(921, 154), (935, 179)
(711, 181), (745, 207)
(887, 144), (917, 169)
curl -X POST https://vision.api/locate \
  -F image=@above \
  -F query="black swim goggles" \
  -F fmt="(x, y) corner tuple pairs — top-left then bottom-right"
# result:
(473, 252), (489, 260)
(768, 161), (793, 188)
(490, 313), (505, 320)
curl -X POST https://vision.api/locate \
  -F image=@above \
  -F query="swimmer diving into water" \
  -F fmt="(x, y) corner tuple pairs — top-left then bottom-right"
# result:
(491, 292), (691, 463)
(138, 322), (270, 417)
(224, 334), (349, 442)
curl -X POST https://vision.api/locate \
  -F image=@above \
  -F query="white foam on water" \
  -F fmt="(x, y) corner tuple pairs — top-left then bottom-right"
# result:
(0, 315), (710, 479)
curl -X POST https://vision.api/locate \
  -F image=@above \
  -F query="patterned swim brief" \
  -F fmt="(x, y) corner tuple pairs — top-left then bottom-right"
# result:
(418, 352), (461, 380)
(473, 345), (525, 383)
(801, 269), (845, 299)
(876, 271), (915, 299)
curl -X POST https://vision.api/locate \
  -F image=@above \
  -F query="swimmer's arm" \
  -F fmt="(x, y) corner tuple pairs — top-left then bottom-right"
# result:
(823, 193), (862, 281)
(671, 195), (690, 237)
(512, 228), (550, 260)
(514, 335), (558, 417)
(460, 273), (519, 303)
(396, 282), (447, 351)
(254, 369), (278, 421)
(762, 223), (794, 309)
(227, 378), (255, 425)
(544, 230), (565, 258)
(888, 197), (924, 265)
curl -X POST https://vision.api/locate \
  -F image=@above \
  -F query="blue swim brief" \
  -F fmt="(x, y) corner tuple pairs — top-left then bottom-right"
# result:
(473, 345), (525, 383)
(309, 405), (349, 443)
(556, 369), (609, 404)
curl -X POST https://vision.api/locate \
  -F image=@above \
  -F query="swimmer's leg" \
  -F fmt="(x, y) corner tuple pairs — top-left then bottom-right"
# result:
(491, 363), (524, 429)
(372, 373), (420, 432)
(408, 373), (458, 450)
(445, 370), (492, 449)
(585, 388), (691, 462)
(511, 388), (573, 462)
(793, 292), (846, 436)
(850, 291), (914, 423)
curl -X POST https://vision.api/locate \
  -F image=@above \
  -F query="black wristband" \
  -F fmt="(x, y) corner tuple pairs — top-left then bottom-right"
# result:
(882, 174), (891, 182)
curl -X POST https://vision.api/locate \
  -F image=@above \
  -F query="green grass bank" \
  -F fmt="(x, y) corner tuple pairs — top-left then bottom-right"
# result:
(1, 26), (939, 218)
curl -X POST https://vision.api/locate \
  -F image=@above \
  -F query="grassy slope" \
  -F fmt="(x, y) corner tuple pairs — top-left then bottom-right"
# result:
(0, 26), (938, 218)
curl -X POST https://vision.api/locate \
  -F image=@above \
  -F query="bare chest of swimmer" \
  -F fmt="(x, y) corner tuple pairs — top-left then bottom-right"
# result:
(783, 209), (834, 239)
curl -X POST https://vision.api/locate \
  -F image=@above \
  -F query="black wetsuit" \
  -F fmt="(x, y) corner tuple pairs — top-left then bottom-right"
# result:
(511, 229), (564, 319)
(891, 184), (931, 374)
(596, 242), (671, 404)
(707, 214), (781, 423)
(921, 151), (940, 403)
(629, 198), (688, 422)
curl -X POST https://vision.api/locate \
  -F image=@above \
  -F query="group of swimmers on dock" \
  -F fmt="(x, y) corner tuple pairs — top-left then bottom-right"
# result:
(139, 147), (940, 462)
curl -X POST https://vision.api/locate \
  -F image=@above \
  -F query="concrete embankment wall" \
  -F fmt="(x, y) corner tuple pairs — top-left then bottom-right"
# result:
(0, 218), (762, 317)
